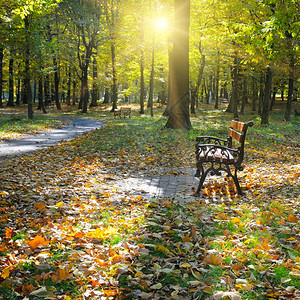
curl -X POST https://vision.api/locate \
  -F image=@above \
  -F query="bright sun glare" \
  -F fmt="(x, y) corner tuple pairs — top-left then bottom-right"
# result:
(156, 18), (168, 31)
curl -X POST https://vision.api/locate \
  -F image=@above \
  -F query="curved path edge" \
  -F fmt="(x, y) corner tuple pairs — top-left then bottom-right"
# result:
(0, 117), (105, 160)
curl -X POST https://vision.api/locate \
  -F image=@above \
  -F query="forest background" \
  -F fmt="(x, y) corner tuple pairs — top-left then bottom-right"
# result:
(0, 0), (299, 124)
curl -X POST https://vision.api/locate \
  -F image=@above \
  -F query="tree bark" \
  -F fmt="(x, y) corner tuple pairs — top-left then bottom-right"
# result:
(7, 57), (14, 106)
(165, 0), (192, 129)
(284, 55), (294, 122)
(139, 51), (145, 114)
(24, 15), (33, 119)
(0, 48), (3, 108)
(148, 37), (155, 117)
(261, 66), (272, 125)
(66, 68), (71, 106)
(110, 42), (118, 111)
(90, 57), (98, 107)
(37, 77), (47, 113)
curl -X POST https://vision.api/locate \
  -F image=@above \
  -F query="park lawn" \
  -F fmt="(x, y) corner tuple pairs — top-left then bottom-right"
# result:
(0, 107), (299, 299)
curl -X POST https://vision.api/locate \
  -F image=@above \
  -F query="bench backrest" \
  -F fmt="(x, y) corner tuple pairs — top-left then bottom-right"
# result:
(228, 120), (253, 159)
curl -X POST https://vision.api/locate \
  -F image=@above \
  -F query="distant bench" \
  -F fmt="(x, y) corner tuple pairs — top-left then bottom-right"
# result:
(194, 120), (253, 196)
(114, 107), (131, 118)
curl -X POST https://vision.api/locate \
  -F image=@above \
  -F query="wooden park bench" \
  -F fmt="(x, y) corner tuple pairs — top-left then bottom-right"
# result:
(194, 120), (253, 196)
(114, 107), (131, 118)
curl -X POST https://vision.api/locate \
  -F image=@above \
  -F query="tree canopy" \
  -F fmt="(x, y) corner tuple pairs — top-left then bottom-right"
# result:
(0, 0), (299, 123)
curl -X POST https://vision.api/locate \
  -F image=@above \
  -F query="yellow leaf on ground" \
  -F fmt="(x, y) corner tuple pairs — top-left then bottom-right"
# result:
(150, 283), (162, 290)
(1, 266), (13, 279)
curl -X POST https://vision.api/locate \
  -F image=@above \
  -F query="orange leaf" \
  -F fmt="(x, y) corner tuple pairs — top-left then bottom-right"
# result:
(182, 235), (190, 242)
(34, 201), (46, 212)
(5, 227), (13, 239)
(27, 235), (49, 250)
(203, 253), (223, 265)
(287, 214), (298, 223)
(103, 288), (119, 296)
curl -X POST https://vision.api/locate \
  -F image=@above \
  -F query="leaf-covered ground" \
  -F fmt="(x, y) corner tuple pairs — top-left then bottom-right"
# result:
(0, 110), (299, 299)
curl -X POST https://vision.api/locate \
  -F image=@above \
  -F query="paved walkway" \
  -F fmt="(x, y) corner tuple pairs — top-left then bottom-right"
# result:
(0, 117), (104, 159)
(114, 167), (199, 201)
(0, 117), (200, 200)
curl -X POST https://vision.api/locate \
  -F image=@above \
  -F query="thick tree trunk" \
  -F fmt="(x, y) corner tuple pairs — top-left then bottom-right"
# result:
(7, 57), (14, 106)
(261, 66), (272, 125)
(165, 0), (192, 129)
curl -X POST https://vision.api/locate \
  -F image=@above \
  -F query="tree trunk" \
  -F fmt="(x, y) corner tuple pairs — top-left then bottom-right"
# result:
(7, 57), (14, 106)
(44, 75), (51, 106)
(16, 78), (20, 105)
(240, 76), (247, 115)
(269, 87), (277, 111)
(261, 66), (272, 125)
(284, 56), (294, 122)
(228, 53), (239, 119)
(90, 57), (98, 107)
(110, 42), (118, 111)
(191, 53), (205, 113)
(214, 59), (220, 109)
(24, 16), (33, 119)
(66, 68), (71, 106)
(148, 38), (155, 117)
(165, 0), (192, 129)
(103, 87), (110, 104)
(252, 75), (258, 111)
(0, 48), (3, 108)
(139, 51), (145, 114)
(258, 73), (264, 115)
(37, 76), (47, 113)
(53, 56), (61, 110)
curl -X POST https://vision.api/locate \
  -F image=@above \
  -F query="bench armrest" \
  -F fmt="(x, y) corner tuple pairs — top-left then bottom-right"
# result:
(196, 136), (228, 146)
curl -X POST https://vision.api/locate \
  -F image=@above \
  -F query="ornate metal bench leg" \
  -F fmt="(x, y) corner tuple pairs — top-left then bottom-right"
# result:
(233, 168), (243, 195)
(194, 168), (209, 197)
